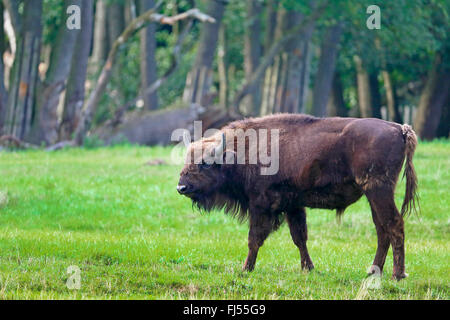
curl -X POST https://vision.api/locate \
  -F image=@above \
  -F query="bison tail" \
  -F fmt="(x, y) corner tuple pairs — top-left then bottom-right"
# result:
(400, 124), (419, 217)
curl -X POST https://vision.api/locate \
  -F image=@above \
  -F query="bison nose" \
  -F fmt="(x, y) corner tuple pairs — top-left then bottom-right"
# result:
(177, 185), (187, 194)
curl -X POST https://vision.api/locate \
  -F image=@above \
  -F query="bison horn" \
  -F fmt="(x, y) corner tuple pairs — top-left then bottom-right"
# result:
(182, 131), (191, 147)
(214, 133), (225, 157)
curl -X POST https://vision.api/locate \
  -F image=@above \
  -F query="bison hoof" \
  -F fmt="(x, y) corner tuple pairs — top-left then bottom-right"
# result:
(367, 265), (382, 277)
(302, 262), (314, 271)
(392, 272), (408, 281)
(242, 265), (255, 272)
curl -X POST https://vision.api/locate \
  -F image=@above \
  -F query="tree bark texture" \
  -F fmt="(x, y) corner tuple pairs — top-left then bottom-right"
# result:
(243, 0), (263, 115)
(414, 53), (450, 140)
(91, 0), (108, 68)
(182, 0), (227, 106)
(3, 0), (42, 140)
(140, 0), (158, 110)
(354, 55), (373, 118)
(59, 0), (94, 141)
(312, 22), (343, 117)
(32, 0), (81, 144)
(327, 72), (347, 117)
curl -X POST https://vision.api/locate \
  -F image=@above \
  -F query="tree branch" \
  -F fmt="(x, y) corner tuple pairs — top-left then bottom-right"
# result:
(3, 0), (21, 35)
(112, 20), (194, 125)
(74, 7), (216, 145)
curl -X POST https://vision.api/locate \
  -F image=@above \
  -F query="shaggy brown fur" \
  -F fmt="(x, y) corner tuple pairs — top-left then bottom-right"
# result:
(177, 114), (419, 280)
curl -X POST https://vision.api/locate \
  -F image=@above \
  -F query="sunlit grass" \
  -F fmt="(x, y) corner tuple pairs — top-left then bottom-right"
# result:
(0, 141), (448, 299)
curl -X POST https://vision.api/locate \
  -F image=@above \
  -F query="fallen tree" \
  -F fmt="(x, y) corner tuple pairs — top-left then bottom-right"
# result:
(93, 103), (239, 146)
(73, 6), (216, 145)
(0, 135), (38, 149)
(38, 2), (327, 149)
(92, 2), (328, 146)
(231, 1), (327, 111)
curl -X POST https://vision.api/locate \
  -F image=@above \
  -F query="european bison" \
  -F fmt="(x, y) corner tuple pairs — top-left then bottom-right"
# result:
(177, 114), (418, 280)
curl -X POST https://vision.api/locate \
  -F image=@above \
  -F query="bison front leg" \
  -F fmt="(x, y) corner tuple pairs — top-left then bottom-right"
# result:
(242, 213), (273, 272)
(286, 208), (314, 271)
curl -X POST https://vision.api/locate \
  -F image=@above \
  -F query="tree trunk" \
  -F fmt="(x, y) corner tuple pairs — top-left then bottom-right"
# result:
(312, 22), (343, 117)
(107, 0), (126, 103)
(243, 0), (262, 115)
(218, 25), (229, 109)
(279, 10), (315, 114)
(298, 40), (313, 113)
(3, 0), (42, 140)
(140, 0), (158, 110)
(281, 11), (303, 113)
(264, 0), (277, 53)
(0, 1), (8, 133)
(436, 91), (450, 138)
(260, 0), (278, 115)
(414, 53), (450, 140)
(374, 37), (401, 122)
(354, 55), (373, 118)
(31, 0), (81, 144)
(59, 0), (94, 141)
(3, 0), (21, 35)
(381, 70), (402, 122)
(232, 2), (327, 113)
(107, 1), (126, 51)
(369, 72), (382, 119)
(125, 0), (137, 25)
(262, 6), (284, 115)
(327, 72), (347, 117)
(271, 8), (315, 114)
(182, 0), (227, 106)
(91, 0), (108, 69)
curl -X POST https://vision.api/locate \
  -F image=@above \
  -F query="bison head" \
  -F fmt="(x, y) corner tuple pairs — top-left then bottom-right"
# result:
(177, 132), (231, 207)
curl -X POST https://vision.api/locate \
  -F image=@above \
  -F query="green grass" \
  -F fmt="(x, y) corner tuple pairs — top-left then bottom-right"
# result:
(0, 141), (448, 300)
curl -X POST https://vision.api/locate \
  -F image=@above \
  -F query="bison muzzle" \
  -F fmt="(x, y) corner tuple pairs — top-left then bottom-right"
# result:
(177, 114), (419, 280)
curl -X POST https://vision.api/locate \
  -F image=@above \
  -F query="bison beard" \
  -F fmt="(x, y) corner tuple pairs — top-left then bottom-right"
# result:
(178, 114), (419, 280)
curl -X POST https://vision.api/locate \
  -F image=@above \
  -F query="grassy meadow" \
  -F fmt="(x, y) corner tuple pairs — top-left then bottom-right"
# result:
(0, 141), (448, 300)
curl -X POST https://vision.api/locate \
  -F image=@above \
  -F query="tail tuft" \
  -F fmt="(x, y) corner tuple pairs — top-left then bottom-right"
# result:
(336, 208), (345, 224)
(400, 124), (419, 217)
